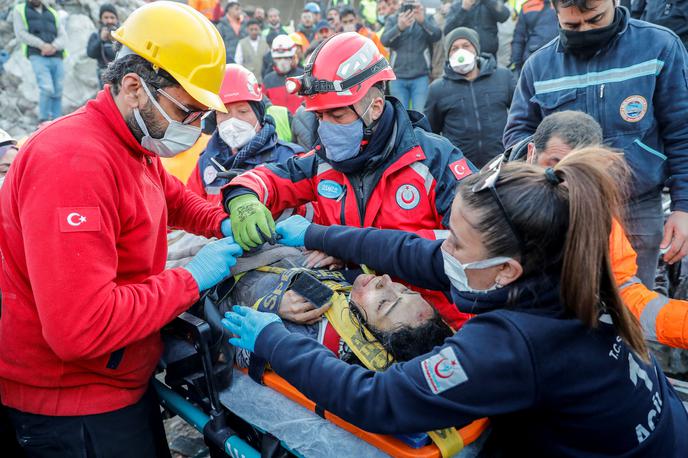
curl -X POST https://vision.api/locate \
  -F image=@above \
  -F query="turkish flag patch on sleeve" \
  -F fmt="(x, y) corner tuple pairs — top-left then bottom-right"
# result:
(449, 159), (472, 181)
(58, 207), (102, 232)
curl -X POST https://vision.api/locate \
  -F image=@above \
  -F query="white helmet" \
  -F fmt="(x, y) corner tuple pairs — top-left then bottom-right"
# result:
(0, 129), (16, 147)
(271, 34), (297, 58)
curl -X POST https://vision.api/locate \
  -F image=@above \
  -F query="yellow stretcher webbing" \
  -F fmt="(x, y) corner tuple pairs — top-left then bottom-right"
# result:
(252, 265), (464, 457)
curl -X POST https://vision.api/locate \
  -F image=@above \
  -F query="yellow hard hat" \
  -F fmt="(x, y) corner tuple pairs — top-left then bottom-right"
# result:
(112, 1), (228, 112)
(288, 32), (309, 50)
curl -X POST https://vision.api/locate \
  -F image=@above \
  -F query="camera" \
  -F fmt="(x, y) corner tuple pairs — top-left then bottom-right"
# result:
(401, 2), (415, 13)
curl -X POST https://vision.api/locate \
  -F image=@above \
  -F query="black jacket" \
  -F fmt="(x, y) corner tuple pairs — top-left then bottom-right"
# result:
(444, 0), (510, 56)
(86, 30), (116, 69)
(510, 0), (558, 69)
(636, 0), (688, 45)
(425, 54), (515, 168)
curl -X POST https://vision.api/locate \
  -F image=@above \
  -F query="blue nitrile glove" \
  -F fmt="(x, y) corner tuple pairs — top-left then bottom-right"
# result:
(275, 215), (311, 247)
(222, 305), (282, 353)
(220, 218), (232, 237)
(183, 237), (243, 291)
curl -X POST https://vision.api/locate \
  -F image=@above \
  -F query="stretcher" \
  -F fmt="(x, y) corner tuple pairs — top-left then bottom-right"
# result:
(158, 311), (488, 458)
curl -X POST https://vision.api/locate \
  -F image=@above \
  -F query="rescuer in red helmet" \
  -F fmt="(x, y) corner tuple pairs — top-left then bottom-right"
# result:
(223, 32), (478, 329)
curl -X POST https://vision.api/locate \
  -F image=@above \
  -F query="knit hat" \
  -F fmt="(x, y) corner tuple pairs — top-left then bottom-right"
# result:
(99, 3), (118, 19)
(445, 27), (480, 56)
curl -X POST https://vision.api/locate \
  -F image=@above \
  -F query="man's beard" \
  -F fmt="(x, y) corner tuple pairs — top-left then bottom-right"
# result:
(125, 99), (168, 143)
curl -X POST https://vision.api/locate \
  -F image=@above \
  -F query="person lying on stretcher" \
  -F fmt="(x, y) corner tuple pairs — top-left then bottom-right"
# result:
(227, 247), (452, 366)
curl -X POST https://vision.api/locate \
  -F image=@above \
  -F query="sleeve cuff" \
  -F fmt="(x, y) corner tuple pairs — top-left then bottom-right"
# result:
(304, 223), (329, 251)
(254, 321), (291, 360)
(671, 199), (688, 213)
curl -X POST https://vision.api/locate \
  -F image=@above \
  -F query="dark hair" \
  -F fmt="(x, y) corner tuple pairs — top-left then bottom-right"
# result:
(551, 0), (599, 10)
(340, 6), (357, 18)
(347, 306), (453, 367)
(99, 3), (118, 19)
(246, 18), (261, 28)
(533, 111), (604, 152)
(225, 1), (240, 13)
(458, 148), (648, 360)
(101, 53), (178, 95)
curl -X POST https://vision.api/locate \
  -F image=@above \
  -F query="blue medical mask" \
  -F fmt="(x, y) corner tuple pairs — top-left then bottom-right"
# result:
(134, 79), (202, 158)
(441, 247), (512, 293)
(318, 101), (373, 163)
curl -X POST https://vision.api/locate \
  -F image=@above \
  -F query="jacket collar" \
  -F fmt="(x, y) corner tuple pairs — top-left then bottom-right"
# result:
(450, 270), (568, 318)
(87, 86), (153, 158)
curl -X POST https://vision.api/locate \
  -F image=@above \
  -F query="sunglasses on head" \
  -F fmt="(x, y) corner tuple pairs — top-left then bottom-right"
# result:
(472, 155), (527, 259)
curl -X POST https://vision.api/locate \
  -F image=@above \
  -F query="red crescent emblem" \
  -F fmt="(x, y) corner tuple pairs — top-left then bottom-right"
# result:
(434, 357), (454, 379)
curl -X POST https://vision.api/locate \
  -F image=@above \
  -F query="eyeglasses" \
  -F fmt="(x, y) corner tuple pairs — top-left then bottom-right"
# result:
(471, 155), (528, 258)
(149, 83), (213, 125)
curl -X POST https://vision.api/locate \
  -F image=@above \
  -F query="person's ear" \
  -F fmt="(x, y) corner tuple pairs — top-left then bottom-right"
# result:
(526, 142), (536, 164)
(369, 93), (386, 122)
(495, 259), (523, 287)
(119, 73), (145, 109)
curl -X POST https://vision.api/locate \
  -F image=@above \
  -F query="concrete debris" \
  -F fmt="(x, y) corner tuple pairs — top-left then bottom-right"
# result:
(0, 0), (143, 139)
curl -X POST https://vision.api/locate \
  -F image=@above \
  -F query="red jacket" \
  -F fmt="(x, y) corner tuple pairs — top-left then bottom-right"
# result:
(0, 89), (226, 416)
(227, 100), (477, 328)
(262, 68), (304, 115)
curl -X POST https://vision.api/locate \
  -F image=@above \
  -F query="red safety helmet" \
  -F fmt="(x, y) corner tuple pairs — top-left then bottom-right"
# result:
(219, 64), (262, 105)
(285, 32), (396, 112)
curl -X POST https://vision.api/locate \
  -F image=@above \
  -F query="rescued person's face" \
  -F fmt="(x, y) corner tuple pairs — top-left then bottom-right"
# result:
(530, 136), (574, 167)
(350, 274), (434, 331)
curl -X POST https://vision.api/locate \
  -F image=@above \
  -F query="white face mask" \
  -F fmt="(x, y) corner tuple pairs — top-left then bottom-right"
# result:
(134, 80), (202, 158)
(441, 247), (512, 293)
(218, 117), (258, 149)
(449, 48), (477, 75)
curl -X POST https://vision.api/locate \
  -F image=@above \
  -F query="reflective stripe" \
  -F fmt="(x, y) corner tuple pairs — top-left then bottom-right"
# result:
(244, 171), (269, 204)
(304, 202), (315, 222)
(433, 230), (450, 240)
(410, 162), (433, 193)
(620, 276), (643, 290)
(533, 60), (665, 95)
(639, 295), (670, 342)
(317, 162), (332, 176)
(634, 139), (667, 161)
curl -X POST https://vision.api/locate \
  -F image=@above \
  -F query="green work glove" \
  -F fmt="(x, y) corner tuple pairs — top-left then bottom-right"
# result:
(228, 194), (276, 251)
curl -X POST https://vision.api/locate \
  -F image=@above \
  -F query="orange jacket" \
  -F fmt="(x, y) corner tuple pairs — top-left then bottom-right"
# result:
(188, 0), (221, 22)
(611, 219), (688, 348)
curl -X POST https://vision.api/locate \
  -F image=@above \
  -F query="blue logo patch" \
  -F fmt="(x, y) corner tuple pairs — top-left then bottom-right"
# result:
(317, 180), (343, 199)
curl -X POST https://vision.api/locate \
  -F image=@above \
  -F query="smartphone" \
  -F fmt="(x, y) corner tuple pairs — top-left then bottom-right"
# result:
(401, 2), (415, 13)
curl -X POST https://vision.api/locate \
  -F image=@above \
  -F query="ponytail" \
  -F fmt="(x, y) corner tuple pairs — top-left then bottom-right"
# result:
(459, 147), (649, 361)
(554, 147), (649, 361)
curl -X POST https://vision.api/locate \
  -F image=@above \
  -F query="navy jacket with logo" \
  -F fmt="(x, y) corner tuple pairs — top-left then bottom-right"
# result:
(504, 7), (688, 211)
(253, 224), (688, 457)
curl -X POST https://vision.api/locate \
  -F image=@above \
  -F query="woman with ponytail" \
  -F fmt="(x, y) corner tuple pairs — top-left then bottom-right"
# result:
(223, 148), (688, 456)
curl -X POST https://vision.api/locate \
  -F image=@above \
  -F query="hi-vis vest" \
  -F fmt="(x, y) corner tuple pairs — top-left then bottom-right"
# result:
(14, 3), (65, 58)
(266, 105), (292, 143)
(252, 266), (466, 457)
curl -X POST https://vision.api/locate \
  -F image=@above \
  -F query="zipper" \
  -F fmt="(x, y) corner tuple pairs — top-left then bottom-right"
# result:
(599, 83), (605, 99)
(469, 83), (482, 154)
(337, 185), (347, 226)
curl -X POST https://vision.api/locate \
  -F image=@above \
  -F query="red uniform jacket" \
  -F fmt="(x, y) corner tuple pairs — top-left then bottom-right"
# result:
(227, 100), (477, 328)
(0, 89), (226, 416)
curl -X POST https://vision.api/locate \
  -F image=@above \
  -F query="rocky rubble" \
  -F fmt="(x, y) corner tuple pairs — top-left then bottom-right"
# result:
(0, 0), (143, 139)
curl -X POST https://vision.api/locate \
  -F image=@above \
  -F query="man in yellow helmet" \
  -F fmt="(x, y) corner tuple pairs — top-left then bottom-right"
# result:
(0, 3), (243, 456)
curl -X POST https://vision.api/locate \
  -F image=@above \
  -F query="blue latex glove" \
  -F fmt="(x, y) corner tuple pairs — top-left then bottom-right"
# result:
(222, 305), (282, 352)
(220, 218), (233, 237)
(275, 215), (311, 247)
(183, 237), (243, 291)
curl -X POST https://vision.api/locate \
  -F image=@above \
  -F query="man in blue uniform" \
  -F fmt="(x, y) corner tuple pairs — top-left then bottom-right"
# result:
(504, 0), (688, 288)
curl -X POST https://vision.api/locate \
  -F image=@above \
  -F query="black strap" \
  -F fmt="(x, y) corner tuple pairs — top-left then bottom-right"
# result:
(106, 348), (125, 370)
(248, 355), (268, 384)
(302, 57), (390, 96)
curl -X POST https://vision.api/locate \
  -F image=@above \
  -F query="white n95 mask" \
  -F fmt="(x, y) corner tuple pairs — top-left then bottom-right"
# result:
(441, 247), (512, 293)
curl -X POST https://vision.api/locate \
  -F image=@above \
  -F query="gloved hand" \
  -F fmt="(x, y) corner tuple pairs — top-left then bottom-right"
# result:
(275, 215), (311, 247)
(220, 218), (232, 237)
(222, 305), (282, 353)
(228, 194), (276, 251)
(182, 237), (243, 291)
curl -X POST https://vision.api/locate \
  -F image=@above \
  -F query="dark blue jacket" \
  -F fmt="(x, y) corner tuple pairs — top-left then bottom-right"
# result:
(381, 14), (442, 79)
(254, 224), (688, 456)
(504, 7), (688, 210)
(510, 0), (558, 69)
(444, 0), (511, 56)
